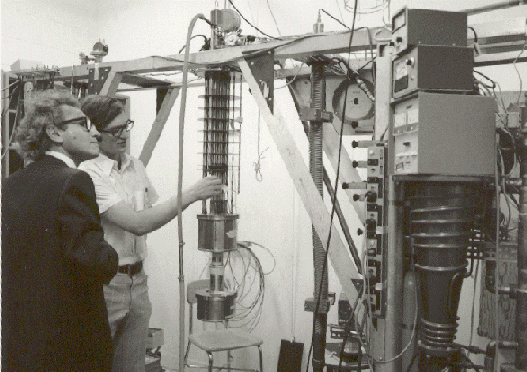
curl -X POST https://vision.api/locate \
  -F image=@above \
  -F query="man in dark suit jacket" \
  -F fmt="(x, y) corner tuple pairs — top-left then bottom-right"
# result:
(2, 89), (119, 371)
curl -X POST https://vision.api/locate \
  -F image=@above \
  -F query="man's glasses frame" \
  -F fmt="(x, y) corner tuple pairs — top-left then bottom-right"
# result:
(100, 120), (134, 137)
(59, 117), (92, 131)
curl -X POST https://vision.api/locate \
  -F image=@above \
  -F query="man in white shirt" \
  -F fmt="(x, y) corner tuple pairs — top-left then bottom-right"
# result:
(79, 95), (222, 372)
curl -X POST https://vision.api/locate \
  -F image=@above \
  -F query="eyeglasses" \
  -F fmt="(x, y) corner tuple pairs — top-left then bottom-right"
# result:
(101, 120), (134, 137)
(60, 116), (92, 131)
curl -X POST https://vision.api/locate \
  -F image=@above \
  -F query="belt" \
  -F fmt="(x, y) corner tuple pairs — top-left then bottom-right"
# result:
(118, 260), (143, 276)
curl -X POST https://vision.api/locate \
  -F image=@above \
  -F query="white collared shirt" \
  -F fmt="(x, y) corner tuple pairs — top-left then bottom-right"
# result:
(79, 153), (159, 265)
(45, 151), (77, 169)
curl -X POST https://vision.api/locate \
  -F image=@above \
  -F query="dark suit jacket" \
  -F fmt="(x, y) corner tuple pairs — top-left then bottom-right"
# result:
(2, 155), (119, 372)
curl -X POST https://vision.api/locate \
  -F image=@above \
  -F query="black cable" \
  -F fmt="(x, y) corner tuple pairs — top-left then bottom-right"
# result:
(178, 34), (208, 53)
(474, 70), (497, 89)
(358, 58), (375, 72)
(305, 1), (359, 370)
(405, 352), (418, 372)
(320, 9), (351, 29)
(265, 0), (281, 36)
(338, 283), (364, 372)
(468, 26), (479, 43)
(330, 56), (375, 102)
(226, 0), (283, 40)
(226, 243), (271, 331)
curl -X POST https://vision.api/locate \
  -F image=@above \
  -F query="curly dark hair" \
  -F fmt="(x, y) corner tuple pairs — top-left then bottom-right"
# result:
(80, 95), (125, 132)
(15, 89), (80, 161)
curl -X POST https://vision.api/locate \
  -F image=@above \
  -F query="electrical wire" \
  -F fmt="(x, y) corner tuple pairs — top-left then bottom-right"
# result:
(222, 241), (274, 331)
(335, 0), (346, 25)
(244, 0), (257, 26)
(512, 38), (526, 108)
(474, 70), (507, 112)
(320, 9), (351, 30)
(226, 0), (283, 40)
(337, 281), (365, 371)
(406, 353), (418, 372)
(159, 33), (323, 69)
(178, 34), (208, 53)
(176, 13), (211, 372)
(353, 191), (419, 368)
(336, 242), (375, 371)
(305, 1), (359, 370)
(265, 0), (281, 36)
(468, 26), (482, 56)
(468, 249), (481, 351)
(344, 0), (388, 14)
(275, 61), (306, 90)
(253, 110), (269, 181)
(372, 257), (419, 367)
(331, 55), (375, 101)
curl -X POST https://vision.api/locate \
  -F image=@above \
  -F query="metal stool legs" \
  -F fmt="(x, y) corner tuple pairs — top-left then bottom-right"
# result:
(184, 339), (263, 371)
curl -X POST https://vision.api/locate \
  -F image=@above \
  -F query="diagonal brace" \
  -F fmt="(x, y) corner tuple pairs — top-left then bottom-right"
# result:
(239, 59), (360, 301)
(139, 88), (181, 166)
(99, 71), (123, 96)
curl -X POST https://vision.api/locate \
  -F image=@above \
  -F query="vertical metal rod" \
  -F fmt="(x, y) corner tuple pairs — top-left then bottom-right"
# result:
(177, 14), (208, 371)
(494, 134), (501, 372)
(377, 177), (403, 372)
(516, 105), (527, 369)
(310, 62), (327, 372)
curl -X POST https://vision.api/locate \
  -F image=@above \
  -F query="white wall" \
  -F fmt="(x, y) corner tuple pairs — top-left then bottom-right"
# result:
(2, 0), (527, 371)
(1, 0), (99, 70)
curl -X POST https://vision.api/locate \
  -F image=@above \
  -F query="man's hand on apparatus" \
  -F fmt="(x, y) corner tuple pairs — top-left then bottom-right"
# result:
(188, 176), (223, 202)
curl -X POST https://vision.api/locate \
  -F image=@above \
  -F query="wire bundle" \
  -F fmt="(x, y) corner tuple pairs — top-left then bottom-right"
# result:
(221, 241), (276, 331)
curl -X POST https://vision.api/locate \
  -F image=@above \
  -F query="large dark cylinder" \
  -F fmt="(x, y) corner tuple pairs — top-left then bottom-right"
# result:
(407, 181), (480, 369)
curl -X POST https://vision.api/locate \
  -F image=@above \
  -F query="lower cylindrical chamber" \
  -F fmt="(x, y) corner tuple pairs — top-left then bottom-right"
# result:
(196, 289), (236, 321)
(407, 181), (480, 357)
(197, 214), (239, 253)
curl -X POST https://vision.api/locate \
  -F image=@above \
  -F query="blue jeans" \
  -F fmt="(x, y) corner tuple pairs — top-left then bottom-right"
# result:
(104, 270), (152, 372)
